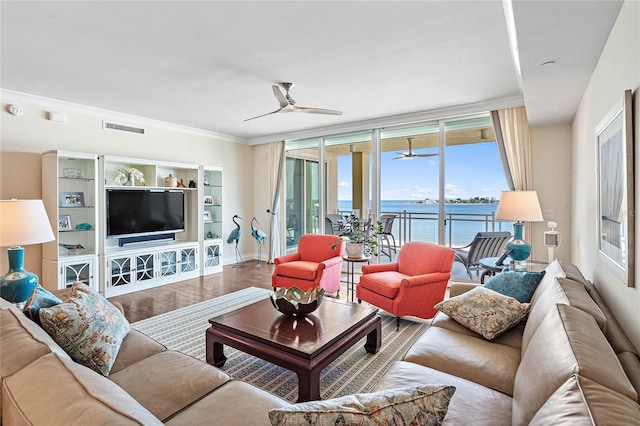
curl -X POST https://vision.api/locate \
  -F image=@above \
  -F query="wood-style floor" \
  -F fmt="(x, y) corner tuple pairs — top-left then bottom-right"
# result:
(108, 260), (361, 323)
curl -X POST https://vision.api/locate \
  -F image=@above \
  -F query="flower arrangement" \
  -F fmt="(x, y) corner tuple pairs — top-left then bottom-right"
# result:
(115, 167), (145, 186)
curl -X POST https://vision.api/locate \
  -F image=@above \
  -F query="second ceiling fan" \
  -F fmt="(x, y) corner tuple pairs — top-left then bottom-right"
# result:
(393, 137), (438, 159)
(244, 82), (343, 122)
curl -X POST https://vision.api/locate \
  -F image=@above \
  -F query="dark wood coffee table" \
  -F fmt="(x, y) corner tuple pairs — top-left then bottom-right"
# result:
(206, 297), (381, 402)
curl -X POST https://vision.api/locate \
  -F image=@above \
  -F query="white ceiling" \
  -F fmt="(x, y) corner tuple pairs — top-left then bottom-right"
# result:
(0, 1), (623, 145)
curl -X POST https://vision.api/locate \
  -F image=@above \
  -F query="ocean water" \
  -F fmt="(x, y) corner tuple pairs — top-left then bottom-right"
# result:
(338, 200), (512, 247)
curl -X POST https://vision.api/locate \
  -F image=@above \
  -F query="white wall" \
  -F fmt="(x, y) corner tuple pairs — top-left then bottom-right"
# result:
(571, 0), (640, 351)
(0, 95), (255, 271)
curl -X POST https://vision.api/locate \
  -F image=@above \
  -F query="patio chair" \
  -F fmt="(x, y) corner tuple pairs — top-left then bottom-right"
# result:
(325, 214), (344, 235)
(378, 214), (397, 260)
(454, 231), (511, 279)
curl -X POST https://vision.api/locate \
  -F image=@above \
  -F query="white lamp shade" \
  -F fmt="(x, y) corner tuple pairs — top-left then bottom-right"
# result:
(495, 191), (544, 222)
(0, 200), (55, 247)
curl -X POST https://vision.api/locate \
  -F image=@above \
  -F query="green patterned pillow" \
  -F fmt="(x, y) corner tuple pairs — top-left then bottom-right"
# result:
(39, 282), (129, 376)
(435, 286), (529, 340)
(484, 270), (545, 303)
(268, 385), (455, 426)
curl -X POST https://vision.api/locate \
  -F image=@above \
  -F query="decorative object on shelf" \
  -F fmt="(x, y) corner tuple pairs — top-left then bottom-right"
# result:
(62, 167), (82, 178)
(334, 215), (382, 257)
(188, 180), (196, 188)
(203, 175), (210, 186)
(58, 215), (72, 231)
(114, 167), (145, 186)
(59, 243), (86, 255)
(0, 199), (55, 309)
(495, 191), (544, 267)
(177, 178), (186, 188)
(206, 231), (215, 239)
(227, 215), (243, 266)
(204, 195), (214, 205)
(75, 222), (92, 231)
(251, 217), (268, 266)
(270, 286), (324, 317)
(60, 191), (85, 207)
(203, 211), (212, 221)
(164, 174), (178, 187)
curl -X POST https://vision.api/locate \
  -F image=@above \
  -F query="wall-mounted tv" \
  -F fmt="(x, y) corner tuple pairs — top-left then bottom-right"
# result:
(106, 189), (185, 238)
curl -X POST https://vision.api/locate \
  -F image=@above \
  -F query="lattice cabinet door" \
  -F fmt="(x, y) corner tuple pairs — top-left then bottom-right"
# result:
(203, 242), (222, 273)
(135, 253), (155, 282)
(159, 249), (178, 279)
(60, 258), (95, 290)
(180, 246), (198, 274)
(106, 255), (133, 289)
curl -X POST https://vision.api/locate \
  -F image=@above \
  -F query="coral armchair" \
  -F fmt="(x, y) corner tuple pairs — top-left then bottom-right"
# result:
(272, 234), (345, 294)
(356, 241), (455, 329)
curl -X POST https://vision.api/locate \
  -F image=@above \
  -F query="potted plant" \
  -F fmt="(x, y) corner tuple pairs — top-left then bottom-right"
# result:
(336, 215), (383, 258)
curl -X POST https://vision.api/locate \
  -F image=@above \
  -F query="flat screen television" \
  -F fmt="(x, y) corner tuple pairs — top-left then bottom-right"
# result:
(106, 189), (185, 239)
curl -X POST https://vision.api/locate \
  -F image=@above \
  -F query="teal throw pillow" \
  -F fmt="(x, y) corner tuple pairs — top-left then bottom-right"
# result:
(23, 284), (63, 326)
(484, 270), (545, 303)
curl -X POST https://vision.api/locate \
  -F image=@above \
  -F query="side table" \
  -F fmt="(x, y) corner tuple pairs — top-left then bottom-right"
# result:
(479, 257), (547, 283)
(343, 256), (370, 302)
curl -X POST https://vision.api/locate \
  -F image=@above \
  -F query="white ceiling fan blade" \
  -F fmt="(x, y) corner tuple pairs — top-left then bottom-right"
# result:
(293, 105), (343, 115)
(414, 153), (439, 157)
(243, 106), (285, 122)
(272, 85), (288, 108)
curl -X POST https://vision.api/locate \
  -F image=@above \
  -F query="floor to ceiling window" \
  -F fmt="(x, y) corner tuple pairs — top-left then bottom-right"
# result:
(282, 112), (509, 254)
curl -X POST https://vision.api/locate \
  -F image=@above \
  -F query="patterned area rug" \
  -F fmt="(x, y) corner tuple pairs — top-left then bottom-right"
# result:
(131, 287), (429, 402)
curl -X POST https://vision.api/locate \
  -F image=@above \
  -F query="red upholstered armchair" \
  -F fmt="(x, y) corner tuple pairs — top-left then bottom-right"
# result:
(356, 241), (455, 329)
(272, 234), (345, 294)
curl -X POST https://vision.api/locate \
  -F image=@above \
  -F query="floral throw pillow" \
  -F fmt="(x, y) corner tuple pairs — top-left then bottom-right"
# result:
(434, 286), (530, 340)
(268, 385), (455, 426)
(39, 282), (129, 376)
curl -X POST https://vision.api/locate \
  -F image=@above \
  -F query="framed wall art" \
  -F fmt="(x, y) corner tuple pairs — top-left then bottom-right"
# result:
(596, 89), (634, 287)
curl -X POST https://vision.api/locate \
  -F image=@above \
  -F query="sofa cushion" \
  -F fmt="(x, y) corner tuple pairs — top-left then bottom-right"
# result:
(529, 375), (640, 425)
(22, 284), (62, 325)
(2, 353), (162, 425)
(484, 270), (544, 303)
(267, 385), (455, 426)
(39, 282), (130, 376)
(588, 286), (638, 354)
(374, 361), (512, 426)
(275, 260), (320, 281)
(110, 329), (167, 374)
(108, 350), (231, 421)
(618, 351), (640, 401)
(403, 326), (520, 396)
(522, 275), (606, 354)
(512, 304), (637, 425)
(434, 286), (529, 340)
(165, 381), (290, 426)
(558, 259), (589, 287)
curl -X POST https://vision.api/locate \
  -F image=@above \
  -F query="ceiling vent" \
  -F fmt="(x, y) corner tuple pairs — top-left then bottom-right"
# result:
(103, 121), (145, 134)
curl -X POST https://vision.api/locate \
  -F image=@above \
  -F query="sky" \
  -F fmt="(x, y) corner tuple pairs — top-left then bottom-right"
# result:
(338, 140), (509, 201)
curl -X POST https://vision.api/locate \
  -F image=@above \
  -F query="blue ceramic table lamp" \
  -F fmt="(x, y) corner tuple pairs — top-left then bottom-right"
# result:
(495, 191), (544, 266)
(0, 200), (55, 309)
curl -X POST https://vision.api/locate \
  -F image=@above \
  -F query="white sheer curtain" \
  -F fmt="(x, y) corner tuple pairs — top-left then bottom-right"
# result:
(492, 107), (538, 258)
(267, 141), (285, 263)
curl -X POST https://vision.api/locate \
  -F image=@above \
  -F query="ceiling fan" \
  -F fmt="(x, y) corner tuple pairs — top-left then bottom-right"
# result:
(393, 138), (439, 159)
(244, 82), (343, 122)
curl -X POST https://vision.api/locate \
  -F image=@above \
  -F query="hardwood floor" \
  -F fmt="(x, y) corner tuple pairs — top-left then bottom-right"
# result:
(108, 260), (277, 322)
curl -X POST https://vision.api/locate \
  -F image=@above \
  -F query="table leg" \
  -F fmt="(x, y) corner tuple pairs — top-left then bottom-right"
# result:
(364, 317), (382, 354)
(296, 367), (322, 402)
(205, 328), (227, 367)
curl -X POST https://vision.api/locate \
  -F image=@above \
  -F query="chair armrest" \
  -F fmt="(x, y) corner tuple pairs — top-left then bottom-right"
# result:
(449, 280), (482, 297)
(402, 272), (451, 288)
(321, 256), (343, 269)
(274, 253), (300, 265)
(362, 263), (398, 274)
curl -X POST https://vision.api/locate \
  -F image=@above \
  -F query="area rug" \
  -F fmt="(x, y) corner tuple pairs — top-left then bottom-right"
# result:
(131, 287), (429, 402)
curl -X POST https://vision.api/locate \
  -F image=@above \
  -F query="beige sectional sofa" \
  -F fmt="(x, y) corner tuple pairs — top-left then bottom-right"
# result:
(2, 259), (640, 425)
(375, 260), (640, 424)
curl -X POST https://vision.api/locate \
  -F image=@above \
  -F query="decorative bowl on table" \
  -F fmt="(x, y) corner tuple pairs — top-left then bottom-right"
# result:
(270, 286), (324, 317)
